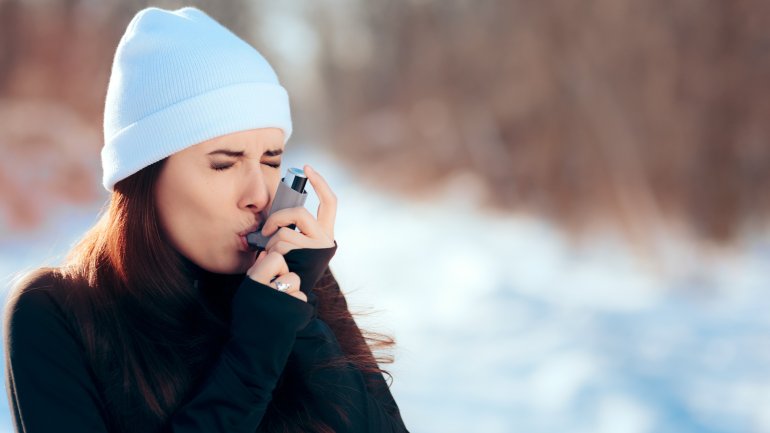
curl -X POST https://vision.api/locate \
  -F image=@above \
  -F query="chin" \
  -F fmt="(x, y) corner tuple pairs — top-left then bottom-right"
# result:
(227, 255), (257, 275)
(194, 256), (248, 275)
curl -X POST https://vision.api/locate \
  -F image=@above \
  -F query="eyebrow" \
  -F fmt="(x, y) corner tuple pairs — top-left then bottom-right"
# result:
(207, 148), (284, 157)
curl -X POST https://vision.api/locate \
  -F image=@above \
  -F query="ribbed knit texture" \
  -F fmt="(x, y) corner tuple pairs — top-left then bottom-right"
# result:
(101, 6), (292, 191)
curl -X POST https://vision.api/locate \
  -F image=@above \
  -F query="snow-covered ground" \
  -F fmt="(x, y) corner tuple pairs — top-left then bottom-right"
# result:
(2, 147), (769, 433)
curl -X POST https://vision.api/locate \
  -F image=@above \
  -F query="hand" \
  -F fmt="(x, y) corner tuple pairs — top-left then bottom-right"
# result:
(261, 165), (336, 256)
(246, 250), (306, 303)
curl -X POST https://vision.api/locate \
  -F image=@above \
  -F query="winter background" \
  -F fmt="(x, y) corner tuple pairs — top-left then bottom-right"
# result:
(3, 145), (770, 433)
(2, 1), (770, 433)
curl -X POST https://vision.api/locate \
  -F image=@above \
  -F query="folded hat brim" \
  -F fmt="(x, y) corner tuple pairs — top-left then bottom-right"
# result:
(101, 81), (292, 191)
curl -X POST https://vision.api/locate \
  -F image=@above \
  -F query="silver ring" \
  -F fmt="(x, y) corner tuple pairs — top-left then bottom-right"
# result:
(274, 281), (292, 292)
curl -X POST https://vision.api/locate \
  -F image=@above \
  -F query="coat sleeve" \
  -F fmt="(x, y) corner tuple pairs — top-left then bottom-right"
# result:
(168, 277), (314, 432)
(3, 271), (314, 433)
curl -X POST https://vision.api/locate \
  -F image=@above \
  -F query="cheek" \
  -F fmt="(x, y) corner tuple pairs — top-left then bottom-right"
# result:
(262, 170), (281, 200)
(155, 170), (231, 261)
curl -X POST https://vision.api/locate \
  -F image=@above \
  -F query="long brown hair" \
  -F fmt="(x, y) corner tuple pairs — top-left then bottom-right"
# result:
(51, 158), (394, 432)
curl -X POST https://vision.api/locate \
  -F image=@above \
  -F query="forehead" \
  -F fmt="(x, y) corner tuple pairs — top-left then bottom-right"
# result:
(195, 128), (285, 153)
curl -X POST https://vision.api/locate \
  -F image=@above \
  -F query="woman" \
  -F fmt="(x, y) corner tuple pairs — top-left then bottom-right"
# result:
(3, 6), (408, 433)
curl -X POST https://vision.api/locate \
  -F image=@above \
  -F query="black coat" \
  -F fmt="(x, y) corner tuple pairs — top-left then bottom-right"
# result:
(3, 262), (409, 432)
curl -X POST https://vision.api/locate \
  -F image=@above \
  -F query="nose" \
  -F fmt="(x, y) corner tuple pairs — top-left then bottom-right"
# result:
(238, 166), (271, 215)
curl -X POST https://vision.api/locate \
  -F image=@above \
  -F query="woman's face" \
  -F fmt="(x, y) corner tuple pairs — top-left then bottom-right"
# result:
(155, 128), (285, 274)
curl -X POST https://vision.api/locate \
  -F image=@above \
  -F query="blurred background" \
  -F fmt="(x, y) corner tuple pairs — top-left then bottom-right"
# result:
(1, 0), (770, 432)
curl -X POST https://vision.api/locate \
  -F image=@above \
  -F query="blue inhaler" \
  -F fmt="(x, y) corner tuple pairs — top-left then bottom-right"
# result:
(246, 167), (308, 251)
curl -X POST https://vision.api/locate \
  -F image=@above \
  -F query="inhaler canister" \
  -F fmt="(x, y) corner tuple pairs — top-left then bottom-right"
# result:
(245, 167), (308, 250)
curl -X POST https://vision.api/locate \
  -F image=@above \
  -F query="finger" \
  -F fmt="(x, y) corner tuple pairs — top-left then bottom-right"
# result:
(273, 272), (301, 292)
(265, 252), (289, 275)
(264, 251), (289, 277)
(263, 227), (308, 252)
(262, 207), (322, 238)
(267, 240), (297, 256)
(304, 165), (337, 238)
(247, 250), (287, 286)
(272, 273), (305, 302)
(289, 291), (308, 302)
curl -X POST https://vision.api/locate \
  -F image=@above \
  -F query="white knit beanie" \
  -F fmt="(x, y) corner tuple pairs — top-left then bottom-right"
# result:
(101, 6), (292, 191)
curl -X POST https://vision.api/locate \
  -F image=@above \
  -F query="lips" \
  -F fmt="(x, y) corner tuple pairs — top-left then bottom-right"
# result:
(238, 234), (250, 252)
(238, 223), (263, 252)
(238, 223), (262, 237)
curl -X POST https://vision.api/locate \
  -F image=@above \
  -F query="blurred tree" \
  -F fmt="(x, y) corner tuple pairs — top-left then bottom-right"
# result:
(2, 0), (769, 245)
(309, 0), (770, 244)
(0, 0), (251, 233)
(0, 0), (20, 92)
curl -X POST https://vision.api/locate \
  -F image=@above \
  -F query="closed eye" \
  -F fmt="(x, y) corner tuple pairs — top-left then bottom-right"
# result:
(211, 162), (281, 171)
(211, 164), (231, 171)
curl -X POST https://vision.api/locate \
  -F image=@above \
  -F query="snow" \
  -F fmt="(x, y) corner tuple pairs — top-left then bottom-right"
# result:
(1, 146), (769, 433)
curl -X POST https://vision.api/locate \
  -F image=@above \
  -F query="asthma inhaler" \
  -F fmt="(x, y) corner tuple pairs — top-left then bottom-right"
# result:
(246, 167), (308, 251)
